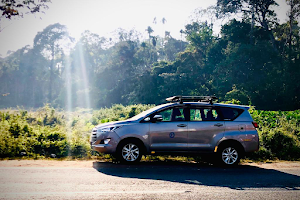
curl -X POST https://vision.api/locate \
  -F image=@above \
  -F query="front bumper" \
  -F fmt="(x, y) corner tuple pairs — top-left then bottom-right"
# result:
(91, 143), (115, 154)
(90, 129), (120, 154)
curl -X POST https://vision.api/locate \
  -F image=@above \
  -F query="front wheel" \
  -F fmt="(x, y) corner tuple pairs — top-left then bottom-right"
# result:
(117, 141), (142, 163)
(218, 145), (241, 165)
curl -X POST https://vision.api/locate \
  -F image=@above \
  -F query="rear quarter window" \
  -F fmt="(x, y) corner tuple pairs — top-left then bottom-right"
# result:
(220, 107), (244, 121)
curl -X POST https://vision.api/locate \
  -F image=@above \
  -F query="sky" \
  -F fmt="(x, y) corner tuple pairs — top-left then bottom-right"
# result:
(0, 0), (290, 57)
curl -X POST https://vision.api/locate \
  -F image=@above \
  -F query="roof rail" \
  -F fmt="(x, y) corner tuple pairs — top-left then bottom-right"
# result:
(166, 95), (218, 104)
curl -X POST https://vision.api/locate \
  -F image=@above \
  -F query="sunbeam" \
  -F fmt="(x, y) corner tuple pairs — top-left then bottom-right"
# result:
(78, 42), (91, 110)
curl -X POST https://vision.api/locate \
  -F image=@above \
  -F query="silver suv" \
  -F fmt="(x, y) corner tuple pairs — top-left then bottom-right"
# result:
(90, 96), (259, 165)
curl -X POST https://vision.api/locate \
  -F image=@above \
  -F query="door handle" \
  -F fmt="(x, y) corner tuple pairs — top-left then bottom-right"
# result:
(177, 124), (187, 127)
(214, 123), (223, 127)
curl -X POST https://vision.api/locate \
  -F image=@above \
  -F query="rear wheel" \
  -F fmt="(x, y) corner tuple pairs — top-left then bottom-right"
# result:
(218, 144), (241, 165)
(117, 141), (142, 163)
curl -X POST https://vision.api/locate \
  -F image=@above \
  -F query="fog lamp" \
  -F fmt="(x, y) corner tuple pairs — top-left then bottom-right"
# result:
(104, 138), (111, 144)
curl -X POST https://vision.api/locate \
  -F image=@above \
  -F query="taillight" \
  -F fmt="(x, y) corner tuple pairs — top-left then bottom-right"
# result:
(252, 122), (258, 128)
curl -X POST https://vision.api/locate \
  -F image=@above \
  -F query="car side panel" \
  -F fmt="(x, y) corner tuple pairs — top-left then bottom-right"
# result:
(219, 121), (259, 152)
(149, 122), (188, 151)
(115, 123), (151, 151)
(188, 121), (225, 151)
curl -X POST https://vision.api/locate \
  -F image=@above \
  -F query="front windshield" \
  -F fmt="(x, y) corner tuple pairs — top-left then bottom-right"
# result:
(128, 104), (171, 121)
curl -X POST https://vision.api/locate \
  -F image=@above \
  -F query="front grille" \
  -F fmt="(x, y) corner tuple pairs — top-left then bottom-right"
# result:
(91, 129), (97, 142)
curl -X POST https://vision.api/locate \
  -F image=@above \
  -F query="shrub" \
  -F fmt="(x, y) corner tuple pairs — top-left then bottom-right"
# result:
(91, 104), (154, 123)
(248, 109), (300, 160)
(0, 106), (88, 159)
(263, 128), (300, 160)
(1, 105), (299, 161)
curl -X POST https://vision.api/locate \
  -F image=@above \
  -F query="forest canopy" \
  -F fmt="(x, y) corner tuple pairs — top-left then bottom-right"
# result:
(0, 0), (299, 110)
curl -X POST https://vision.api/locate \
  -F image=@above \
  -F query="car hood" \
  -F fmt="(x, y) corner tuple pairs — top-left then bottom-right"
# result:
(94, 119), (136, 129)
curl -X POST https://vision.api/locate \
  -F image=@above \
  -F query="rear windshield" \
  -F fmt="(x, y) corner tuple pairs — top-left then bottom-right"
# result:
(220, 107), (244, 121)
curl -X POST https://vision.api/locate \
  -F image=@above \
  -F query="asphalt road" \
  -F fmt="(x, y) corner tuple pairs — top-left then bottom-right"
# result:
(0, 161), (300, 199)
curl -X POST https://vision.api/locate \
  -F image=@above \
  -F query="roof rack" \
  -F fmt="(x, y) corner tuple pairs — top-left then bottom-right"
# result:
(166, 95), (218, 105)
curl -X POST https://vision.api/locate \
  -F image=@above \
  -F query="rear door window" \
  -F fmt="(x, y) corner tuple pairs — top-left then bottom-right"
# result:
(220, 107), (244, 121)
(190, 107), (222, 121)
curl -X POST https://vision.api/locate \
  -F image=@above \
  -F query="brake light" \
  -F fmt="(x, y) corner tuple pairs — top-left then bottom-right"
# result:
(252, 122), (258, 128)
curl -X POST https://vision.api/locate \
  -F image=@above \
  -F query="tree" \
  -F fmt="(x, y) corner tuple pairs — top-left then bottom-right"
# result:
(162, 37), (187, 61)
(184, 22), (214, 57)
(113, 28), (141, 43)
(217, 0), (278, 49)
(0, 45), (48, 108)
(191, 6), (218, 29)
(69, 31), (108, 108)
(151, 36), (157, 47)
(153, 17), (157, 24)
(0, 0), (51, 31)
(286, 0), (300, 48)
(34, 23), (73, 104)
(145, 26), (154, 42)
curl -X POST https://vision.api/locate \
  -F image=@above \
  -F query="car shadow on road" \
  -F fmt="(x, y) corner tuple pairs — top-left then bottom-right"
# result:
(93, 161), (300, 190)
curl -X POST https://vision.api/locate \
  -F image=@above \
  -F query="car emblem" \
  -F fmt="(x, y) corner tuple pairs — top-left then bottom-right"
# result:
(169, 132), (175, 138)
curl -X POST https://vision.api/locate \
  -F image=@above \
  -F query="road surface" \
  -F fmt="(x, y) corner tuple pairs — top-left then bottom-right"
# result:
(0, 160), (300, 199)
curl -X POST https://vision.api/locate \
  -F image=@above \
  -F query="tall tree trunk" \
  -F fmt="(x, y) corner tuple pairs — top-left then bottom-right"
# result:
(289, 1), (294, 49)
(49, 45), (54, 103)
(262, 19), (278, 52)
(250, 5), (255, 44)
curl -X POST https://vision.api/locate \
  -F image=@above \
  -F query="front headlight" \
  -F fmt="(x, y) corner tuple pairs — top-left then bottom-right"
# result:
(97, 126), (122, 133)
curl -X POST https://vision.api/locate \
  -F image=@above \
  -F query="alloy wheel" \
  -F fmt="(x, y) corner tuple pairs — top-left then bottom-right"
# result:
(221, 147), (238, 165)
(121, 143), (140, 162)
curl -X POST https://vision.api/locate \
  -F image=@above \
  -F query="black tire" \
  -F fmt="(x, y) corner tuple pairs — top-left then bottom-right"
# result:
(117, 140), (142, 163)
(217, 144), (241, 166)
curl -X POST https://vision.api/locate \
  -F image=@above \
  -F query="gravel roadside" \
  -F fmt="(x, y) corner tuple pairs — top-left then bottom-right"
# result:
(0, 159), (300, 168)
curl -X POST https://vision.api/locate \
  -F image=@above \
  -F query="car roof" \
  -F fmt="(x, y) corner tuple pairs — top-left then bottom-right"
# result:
(130, 102), (250, 121)
(163, 102), (250, 110)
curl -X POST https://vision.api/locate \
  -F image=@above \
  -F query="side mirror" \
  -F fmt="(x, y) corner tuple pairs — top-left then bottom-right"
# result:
(152, 115), (163, 122)
(143, 117), (150, 122)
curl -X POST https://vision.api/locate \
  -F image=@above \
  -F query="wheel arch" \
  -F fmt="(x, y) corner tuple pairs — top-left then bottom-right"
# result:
(117, 137), (147, 154)
(217, 139), (245, 155)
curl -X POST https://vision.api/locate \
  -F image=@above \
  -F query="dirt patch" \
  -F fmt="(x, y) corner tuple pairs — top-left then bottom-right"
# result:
(0, 160), (97, 168)
(0, 160), (300, 169)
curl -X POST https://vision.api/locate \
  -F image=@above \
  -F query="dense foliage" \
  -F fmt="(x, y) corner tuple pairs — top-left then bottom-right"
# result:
(0, 105), (299, 161)
(250, 109), (300, 160)
(0, 1), (299, 110)
(0, 105), (92, 158)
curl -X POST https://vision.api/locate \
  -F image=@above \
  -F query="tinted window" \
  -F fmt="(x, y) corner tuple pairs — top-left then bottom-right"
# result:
(190, 108), (221, 121)
(155, 107), (188, 122)
(220, 107), (244, 120)
(158, 109), (172, 121)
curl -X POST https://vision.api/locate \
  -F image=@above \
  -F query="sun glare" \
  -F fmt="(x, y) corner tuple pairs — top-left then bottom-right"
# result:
(78, 42), (91, 110)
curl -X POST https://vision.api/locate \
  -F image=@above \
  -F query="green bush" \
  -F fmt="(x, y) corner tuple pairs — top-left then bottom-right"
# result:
(0, 105), (299, 161)
(0, 106), (90, 159)
(248, 109), (300, 160)
(69, 138), (91, 158)
(265, 128), (300, 159)
(91, 104), (154, 123)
